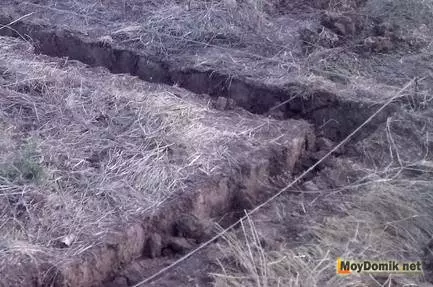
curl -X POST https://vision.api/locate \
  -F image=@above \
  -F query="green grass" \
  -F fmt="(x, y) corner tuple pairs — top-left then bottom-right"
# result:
(0, 141), (44, 184)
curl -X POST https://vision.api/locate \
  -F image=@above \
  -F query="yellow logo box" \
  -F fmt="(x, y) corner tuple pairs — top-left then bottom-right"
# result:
(337, 258), (423, 275)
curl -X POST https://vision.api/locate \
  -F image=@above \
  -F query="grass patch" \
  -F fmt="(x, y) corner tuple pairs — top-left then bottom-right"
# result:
(0, 141), (44, 184)
(214, 173), (433, 286)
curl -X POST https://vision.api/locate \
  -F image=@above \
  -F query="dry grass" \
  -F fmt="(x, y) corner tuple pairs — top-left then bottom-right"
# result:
(0, 35), (298, 273)
(19, 0), (433, 87)
(0, 34), (309, 283)
(28, 0), (289, 55)
(2, 0), (433, 285)
(213, 160), (433, 286)
(20, 0), (308, 81)
(205, 1), (433, 283)
(124, 0), (308, 79)
(0, 51), (185, 263)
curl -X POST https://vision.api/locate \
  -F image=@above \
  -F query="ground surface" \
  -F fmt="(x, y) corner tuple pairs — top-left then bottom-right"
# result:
(0, 0), (433, 286)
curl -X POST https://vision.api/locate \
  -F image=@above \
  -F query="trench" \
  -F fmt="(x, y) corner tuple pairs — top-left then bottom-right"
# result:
(0, 15), (398, 142)
(0, 13), (400, 287)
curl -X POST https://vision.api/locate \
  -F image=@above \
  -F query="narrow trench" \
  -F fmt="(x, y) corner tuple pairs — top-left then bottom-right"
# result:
(0, 15), (398, 143)
(0, 15), (400, 287)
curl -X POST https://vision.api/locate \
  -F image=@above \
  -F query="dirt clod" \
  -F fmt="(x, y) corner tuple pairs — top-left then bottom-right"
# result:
(174, 214), (206, 240)
(363, 36), (393, 53)
(166, 237), (196, 254)
(321, 12), (356, 36)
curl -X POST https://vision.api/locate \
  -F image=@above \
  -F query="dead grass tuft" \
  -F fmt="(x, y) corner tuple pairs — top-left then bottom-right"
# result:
(0, 36), (227, 266)
(214, 169), (433, 286)
(0, 36), (307, 283)
(213, 95), (433, 286)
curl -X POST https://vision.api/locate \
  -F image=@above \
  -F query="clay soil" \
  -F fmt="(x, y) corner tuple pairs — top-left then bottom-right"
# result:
(0, 0), (433, 286)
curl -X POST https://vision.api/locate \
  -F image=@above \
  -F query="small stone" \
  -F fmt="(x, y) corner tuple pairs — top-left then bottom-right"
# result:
(167, 237), (195, 253)
(60, 234), (76, 247)
(333, 22), (347, 36)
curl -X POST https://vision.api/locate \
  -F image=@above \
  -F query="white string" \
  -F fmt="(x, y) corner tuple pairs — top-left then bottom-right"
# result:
(2, 5), (415, 285)
(131, 80), (413, 286)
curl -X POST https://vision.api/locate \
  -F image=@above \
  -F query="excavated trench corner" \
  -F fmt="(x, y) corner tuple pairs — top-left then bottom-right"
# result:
(0, 34), (315, 287)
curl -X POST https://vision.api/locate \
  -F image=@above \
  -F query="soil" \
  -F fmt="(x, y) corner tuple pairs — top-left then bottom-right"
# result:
(0, 0), (433, 286)
(0, 0), (404, 142)
(0, 35), (313, 287)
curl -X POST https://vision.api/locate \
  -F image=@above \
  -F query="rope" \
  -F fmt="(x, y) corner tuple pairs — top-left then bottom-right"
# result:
(3, 4), (415, 285)
(131, 79), (413, 286)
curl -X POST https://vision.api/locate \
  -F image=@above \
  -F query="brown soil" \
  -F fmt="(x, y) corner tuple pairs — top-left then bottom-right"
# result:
(0, 0), (433, 286)
(0, 35), (314, 286)
(0, 1), (402, 142)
